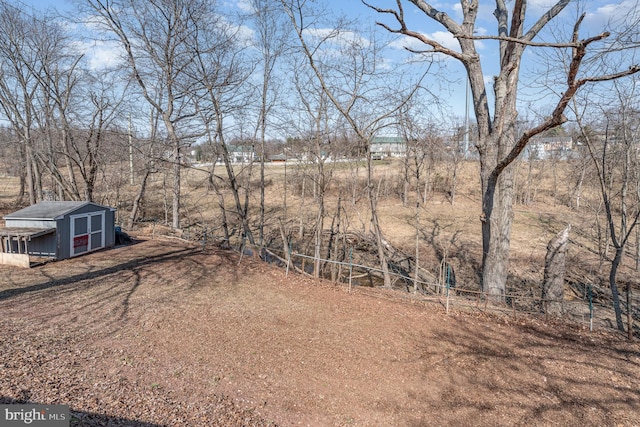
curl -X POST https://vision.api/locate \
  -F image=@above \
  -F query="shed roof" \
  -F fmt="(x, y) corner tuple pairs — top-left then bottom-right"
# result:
(4, 201), (113, 221)
(0, 227), (56, 239)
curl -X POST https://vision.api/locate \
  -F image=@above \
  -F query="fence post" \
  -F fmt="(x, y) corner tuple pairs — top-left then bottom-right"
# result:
(348, 247), (353, 294)
(588, 284), (593, 332)
(445, 280), (450, 315)
(286, 242), (292, 277)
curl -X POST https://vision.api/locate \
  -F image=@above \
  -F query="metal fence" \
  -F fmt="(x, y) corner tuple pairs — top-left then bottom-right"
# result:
(171, 227), (637, 337)
(234, 239), (637, 336)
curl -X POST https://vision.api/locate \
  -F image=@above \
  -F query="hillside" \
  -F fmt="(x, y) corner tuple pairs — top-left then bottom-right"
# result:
(1, 239), (638, 426)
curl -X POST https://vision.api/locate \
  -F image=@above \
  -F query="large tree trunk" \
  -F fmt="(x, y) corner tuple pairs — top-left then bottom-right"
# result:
(543, 225), (571, 315)
(482, 165), (515, 300)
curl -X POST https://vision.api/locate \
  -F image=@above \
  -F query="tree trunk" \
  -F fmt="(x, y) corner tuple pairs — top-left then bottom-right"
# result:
(25, 143), (36, 205)
(481, 164), (515, 300)
(636, 227), (640, 271)
(172, 142), (181, 229)
(450, 159), (458, 206)
(128, 168), (151, 230)
(15, 142), (26, 205)
(627, 284), (633, 341)
(542, 225), (570, 315)
(367, 152), (391, 287)
(610, 247), (625, 331)
(314, 208), (323, 278)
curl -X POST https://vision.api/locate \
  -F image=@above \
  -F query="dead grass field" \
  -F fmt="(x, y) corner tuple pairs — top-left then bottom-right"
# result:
(1, 238), (639, 426)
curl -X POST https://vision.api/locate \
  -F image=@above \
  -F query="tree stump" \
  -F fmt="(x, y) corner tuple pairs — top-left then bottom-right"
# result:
(542, 225), (571, 315)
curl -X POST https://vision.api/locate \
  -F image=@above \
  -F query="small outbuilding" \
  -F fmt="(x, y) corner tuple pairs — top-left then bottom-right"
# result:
(0, 201), (116, 267)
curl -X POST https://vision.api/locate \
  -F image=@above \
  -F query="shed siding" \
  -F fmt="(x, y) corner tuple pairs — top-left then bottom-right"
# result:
(57, 217), (71, 260)
(105, 210), (115, 247)
(25, 233), (57, 257)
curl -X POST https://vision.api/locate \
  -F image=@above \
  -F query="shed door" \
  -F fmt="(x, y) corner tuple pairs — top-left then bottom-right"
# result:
(70, 212), (105, 257)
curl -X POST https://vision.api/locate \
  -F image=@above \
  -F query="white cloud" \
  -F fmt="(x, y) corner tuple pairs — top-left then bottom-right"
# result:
(235, 0), (253, 13)
(69, 38), (123, 71)
(584, 0), (638, 28)
(87, 42), (123, 70)
(303, 28), (371, 49)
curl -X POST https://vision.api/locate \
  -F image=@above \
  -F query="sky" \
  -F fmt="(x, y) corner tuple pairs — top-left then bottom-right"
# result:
(15, 0), (640, 127)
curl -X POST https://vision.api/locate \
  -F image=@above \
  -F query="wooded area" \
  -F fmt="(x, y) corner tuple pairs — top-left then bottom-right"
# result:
(0, 0), (639, 334)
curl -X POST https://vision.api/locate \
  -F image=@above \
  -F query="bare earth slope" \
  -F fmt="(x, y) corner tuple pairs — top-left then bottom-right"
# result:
(0, 239), (639, 426)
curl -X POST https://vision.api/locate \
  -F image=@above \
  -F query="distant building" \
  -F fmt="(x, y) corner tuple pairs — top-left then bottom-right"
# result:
(525, 136), (573, 160)
(226, 145), (256, 164)
(268, 154), (287, 162)
(370, 136), (407, 159)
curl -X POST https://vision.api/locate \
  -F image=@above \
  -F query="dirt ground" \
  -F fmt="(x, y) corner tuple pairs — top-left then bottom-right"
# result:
(1, 238), (639, 426)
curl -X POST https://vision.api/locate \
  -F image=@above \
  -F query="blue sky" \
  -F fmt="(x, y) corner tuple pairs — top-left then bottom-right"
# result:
(17, 0), (640, 123)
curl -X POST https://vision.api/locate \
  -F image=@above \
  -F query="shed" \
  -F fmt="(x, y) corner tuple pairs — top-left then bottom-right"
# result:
(0, 201), (116, 267)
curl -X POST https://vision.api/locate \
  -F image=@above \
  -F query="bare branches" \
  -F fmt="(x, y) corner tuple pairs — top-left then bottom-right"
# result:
(455, 33), (608, 49)
(523, 0), (571, 43)
(487, 9), (640, 181)
(363, 0), (465, 60)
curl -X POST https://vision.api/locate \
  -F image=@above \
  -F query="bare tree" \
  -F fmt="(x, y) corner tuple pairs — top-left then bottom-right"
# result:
(37, 63), (127, 202)
(247, 0), (291, 248)
(281, 0), (425, 287)
(397, 111), (433, 291)
(0, 1), (46, 204)
(290, 59), (339, 278)
(572, 78), (640, 332)
(86, 0), (206, 228)
(366, 0), (640, 299)
(189, 12), (257, 245)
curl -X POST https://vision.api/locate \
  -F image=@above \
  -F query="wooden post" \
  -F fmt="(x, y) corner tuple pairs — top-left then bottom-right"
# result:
(445, 281), (450, 315)
(348, 247), (353, 294)
(285, 244), (291, 278)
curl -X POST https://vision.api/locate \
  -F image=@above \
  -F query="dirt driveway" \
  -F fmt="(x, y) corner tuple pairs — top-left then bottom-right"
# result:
(0, 239), (638, 426)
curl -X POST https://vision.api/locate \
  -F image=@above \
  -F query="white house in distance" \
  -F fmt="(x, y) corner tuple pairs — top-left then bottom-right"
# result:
(525, 136), (573, 160)
(370, 136), (407, 160)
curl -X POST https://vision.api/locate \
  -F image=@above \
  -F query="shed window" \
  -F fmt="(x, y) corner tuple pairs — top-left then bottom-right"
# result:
(74, 216), (88, 235)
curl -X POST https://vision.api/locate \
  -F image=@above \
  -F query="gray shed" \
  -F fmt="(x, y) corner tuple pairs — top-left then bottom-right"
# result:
(0, 201), (116, 267)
